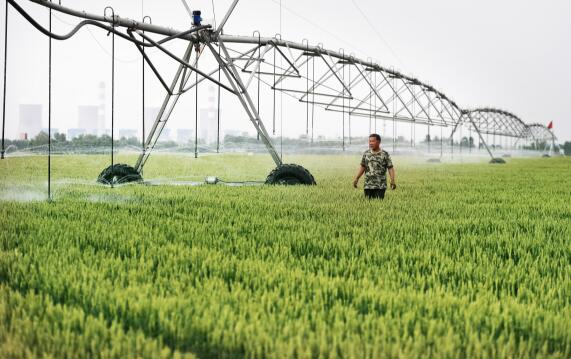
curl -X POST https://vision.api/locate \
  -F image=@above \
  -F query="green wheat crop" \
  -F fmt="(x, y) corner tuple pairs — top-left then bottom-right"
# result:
(1, 154), (570, 358)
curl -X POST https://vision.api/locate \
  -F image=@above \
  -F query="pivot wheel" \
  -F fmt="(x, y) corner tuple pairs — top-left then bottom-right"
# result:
(97, 163), (143, 185)
(489, 158), (506, 164)
(265, 164), (316, 185)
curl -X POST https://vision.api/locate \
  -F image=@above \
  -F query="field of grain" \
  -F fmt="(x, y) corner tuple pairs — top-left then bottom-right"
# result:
(1, 154), (570, 358)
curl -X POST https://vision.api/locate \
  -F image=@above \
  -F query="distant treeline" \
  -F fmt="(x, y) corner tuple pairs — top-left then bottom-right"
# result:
(1, 131), (563, 154)
(2, 132), (142, 153)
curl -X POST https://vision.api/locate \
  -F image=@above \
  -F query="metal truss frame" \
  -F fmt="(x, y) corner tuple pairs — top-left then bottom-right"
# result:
(3, 0), (558, 169)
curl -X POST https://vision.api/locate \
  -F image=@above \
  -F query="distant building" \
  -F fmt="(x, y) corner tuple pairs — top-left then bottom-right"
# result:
(19, 104), (42, 139)
(200, 108), (215, 143)
(177, 129), (193, 144)
(78, 105), (99, 135)
(160, 128), (172, 142)
(143, 106), (160, 140)
(199, 85), (220, 144)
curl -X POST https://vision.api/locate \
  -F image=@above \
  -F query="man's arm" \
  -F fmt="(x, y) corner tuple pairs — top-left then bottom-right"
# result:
(353, 165), (365, 188)
(388, 167), (396, 190)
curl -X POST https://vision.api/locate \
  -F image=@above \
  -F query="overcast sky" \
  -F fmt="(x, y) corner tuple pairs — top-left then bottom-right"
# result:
(2, 0), (570, 142)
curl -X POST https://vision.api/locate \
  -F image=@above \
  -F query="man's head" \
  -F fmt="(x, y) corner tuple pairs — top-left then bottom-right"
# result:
(368, 133), (381, 151)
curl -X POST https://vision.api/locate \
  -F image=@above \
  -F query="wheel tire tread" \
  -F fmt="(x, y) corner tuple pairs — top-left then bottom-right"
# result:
(265, 164), (316, 185)
(97, 163), (143, 185)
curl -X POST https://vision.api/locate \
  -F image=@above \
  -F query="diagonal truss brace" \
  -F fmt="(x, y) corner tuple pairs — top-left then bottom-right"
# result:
(206, 38), (282, 166)
(448, 112), (494, 159)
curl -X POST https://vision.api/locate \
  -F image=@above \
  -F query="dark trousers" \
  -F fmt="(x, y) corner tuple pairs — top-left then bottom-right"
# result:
(364, 188), (386, 200)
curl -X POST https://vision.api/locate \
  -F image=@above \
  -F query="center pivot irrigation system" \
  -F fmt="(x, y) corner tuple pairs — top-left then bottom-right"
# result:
(1, 0), (560, 187)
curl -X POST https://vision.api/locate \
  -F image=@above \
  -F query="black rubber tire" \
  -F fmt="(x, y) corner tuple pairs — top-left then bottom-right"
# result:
(265, 164), (316, 185)
(489, 158), (506, 164)
(97, 163), (143, 185)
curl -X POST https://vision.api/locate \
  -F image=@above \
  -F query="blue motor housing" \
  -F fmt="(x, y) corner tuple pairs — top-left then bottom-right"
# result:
(192, 10), (202, 26)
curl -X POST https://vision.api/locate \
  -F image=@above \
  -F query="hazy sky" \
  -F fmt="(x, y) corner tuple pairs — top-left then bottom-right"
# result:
(2, 0), (570, 142)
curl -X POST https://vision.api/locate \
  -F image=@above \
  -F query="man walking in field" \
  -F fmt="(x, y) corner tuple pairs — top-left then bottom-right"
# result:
(353, 134), (396, 199)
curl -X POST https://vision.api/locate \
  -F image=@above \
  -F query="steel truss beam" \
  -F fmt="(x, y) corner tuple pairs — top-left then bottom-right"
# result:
(4, 0), (555, 171)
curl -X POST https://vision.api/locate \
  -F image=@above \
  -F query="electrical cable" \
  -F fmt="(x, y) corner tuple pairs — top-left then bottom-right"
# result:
(256, 31), (261, 141)
(311, 54), (315, 144)
(272, 46), (276, 135)
(48, 6), (52, 200)
(108, 6), (115, 187)
(216, 46), (221, 153)
(305, 42), (309, 136)
(348, 62), (351, 145)
(195, 70), (198, 158)
(369, 67), (372, 134)
(141, 15), (152, 171)
(348, 0), (407, 71)
(1, 1), (8, 159)
(268, 0), (372, 60)
(7, 0), (209, 48)
(211, 0), (217, 30)
(341, 50), (345, 151)
(279, 0), (283, 161)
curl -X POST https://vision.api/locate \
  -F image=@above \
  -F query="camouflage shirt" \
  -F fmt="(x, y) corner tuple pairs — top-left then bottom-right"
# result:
(360, 149), (394, 189)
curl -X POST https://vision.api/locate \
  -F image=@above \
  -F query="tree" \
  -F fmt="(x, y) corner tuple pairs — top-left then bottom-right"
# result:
(53, 132), (66, 142)
(30, 131), (49, 147)
(563, 141), (571, 156)
(460, 136), (470, 148)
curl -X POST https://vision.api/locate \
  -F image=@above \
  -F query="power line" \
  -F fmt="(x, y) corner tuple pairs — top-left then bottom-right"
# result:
(52, 13), (157, 63)
(211, 0), (217, 29)
(279, 0), (283, 160)
(268, 0), (372, 60)
(180, 0), (193, 21)
(348, 0), (407, 71)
